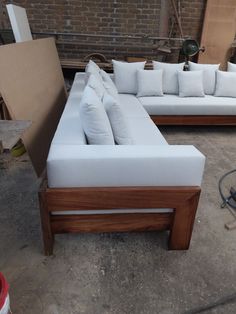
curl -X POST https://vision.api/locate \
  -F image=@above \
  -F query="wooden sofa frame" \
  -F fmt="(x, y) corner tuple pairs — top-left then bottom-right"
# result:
(151, 115), (236, 125)
(39, 178), (201, 255)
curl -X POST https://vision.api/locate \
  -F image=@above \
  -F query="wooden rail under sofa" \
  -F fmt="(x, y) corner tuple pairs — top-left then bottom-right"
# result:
(151, 115), (236, 125)
(39, 178), (201, 255)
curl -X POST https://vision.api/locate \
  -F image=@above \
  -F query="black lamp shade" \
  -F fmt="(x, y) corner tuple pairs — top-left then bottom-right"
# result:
(182, 39), (200, 57)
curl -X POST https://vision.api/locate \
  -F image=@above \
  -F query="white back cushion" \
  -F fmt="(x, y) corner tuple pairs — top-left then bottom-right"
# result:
(79, 86), (115, 144)
(153, 61), (185, 94)
(100, 69), (118, 99)
(85, 60), (101, 82)
(188, 61), (219, 95)
(103, 93), (133, 144)
(86, 74), (106, 100)
(112, 60), (146, 94)
(215, 70), (236, 97)
(85, 60), (100, 74)
(178, 70), (205, 97)
(137, 69), (163, 97)
(227, 62), (236, 72)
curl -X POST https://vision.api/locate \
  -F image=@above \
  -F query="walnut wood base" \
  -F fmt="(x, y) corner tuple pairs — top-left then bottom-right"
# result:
(38, 179), (201, 255)
(151, 115), (236, 125)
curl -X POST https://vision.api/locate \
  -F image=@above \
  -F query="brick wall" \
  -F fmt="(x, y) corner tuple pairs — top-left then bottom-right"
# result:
(1, 0), (205, 61)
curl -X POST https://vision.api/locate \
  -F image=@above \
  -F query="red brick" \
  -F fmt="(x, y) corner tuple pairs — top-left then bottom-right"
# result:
(1, 0), (205, 60)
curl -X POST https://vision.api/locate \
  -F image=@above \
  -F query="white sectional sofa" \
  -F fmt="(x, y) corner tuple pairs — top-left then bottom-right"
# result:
(39, 61), (208, 255)
(146, 61), (236, 125)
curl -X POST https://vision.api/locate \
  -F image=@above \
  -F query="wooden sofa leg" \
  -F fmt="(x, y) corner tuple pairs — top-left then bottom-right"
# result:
(168, 192), (200, 250)
(38, 185), (54, 256)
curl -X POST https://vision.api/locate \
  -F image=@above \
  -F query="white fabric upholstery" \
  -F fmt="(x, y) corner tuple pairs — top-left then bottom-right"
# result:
(47, 72), (205, 189)
(178, 70), (205, 97)
(79, 85), (115, 144)
(86, 74), (105, 100)
(52, 73), (86, 145)
(52, 117), (86, 145)
(188, 61), (219, 95)
(227, 62), (236, 72)
(47, 144), (205, 188)
(112, 60), (146, 94)
(153, 61), (185, 94)
(103, 93), (133, 145)
(118, 94), (149, 118)
(100, 69), (118, 99)
(137, 69), (163, 97)
(85, 60), (100, 76)
(215, 70), (236, 98)
(127, 117), (168, 145)
(84, 60), (101, 83)
(139, 94), (236, 115)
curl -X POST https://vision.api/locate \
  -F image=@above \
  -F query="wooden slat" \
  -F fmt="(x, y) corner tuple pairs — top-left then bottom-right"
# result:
(169, 192), (200, 250)
(151, 115), (236, 126)
(45, 186), (200, 212)
(39, 179), (54, 255)
(39, 179), (202, 254)
(51, 213), (172, 234)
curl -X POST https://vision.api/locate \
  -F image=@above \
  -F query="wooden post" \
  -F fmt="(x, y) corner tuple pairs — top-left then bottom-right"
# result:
(159, 0), (170, 37)
(38, 180), (54, 255)
(169, 191), (200, 250)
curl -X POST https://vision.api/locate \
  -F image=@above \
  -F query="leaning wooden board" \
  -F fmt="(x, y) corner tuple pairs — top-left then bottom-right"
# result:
(0, 38), (67, 176)
(198, 0), (236, 69)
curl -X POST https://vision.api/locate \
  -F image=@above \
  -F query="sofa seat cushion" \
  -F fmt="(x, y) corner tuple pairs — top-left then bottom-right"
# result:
(127, 117), (168, 145)
(118, 94), (149, 118)
(138, 95), (236, 115)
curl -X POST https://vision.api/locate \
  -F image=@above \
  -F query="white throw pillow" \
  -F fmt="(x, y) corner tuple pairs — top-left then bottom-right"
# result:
(188, 61), (219, 95)
(153, 61), (185, 94)
(215, 70), (236, 97)
(178, 70), (205, 97)
(136, 69), (163, 97)
(103, 93), (133, 145)
(100, 69), (119, 99)
(227, 62), (236, 72)
(112, 60), (146, 94)
(79, 86), (115, 145)
(85, 60), (100, 74)
(86, 74), (106, 100)
(85, 60), (101, 82)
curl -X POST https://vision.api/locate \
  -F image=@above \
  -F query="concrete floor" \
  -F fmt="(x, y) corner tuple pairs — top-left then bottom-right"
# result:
(0, 126), (236, 314)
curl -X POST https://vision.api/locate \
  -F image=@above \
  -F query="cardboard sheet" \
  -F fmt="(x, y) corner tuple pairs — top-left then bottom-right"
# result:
(0, 38), (67, 176)
(198, 0), (236, 69)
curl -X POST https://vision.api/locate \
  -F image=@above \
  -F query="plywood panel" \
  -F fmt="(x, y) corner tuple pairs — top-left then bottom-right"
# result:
(198, 0), (236, 69)
(0, 38), (67, 176)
